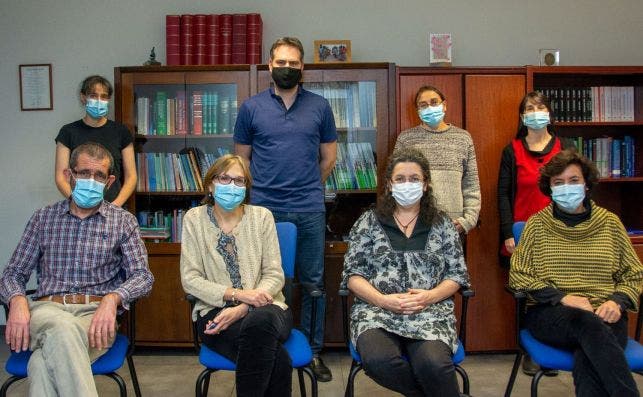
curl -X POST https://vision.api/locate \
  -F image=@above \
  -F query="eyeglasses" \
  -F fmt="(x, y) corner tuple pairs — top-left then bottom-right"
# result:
(392, 176), (424, 184)
(71, 169), (109, 184)
(216, 174), (246, 187)
(417, 99), (443, 110)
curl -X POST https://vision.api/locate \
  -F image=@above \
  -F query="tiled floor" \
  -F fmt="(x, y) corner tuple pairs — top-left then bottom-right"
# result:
(1, 343), (642, 396)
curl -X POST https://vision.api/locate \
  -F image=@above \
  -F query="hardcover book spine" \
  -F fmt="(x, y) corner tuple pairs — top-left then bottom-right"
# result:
(193, 14), (207, 65)
(231, 14), (247, 64)
(205, 14), (220, 65)
(191, 91), (203, 135)
(180, 14), (194, 65)
(246, 13), (262, 64)
(166, 15), (181, 66)
(219, 14), (233, 64)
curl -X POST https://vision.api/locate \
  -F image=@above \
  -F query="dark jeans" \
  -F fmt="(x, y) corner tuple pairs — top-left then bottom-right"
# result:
(197, 305), (293, 397)
(272, 211), (326, 353)
(356, 328), (460, 397)
(525, 304), (639, 397)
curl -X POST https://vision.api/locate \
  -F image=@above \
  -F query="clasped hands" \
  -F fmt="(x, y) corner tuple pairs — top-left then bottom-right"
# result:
(561, 295), (622, 323)
(205, 288), (272, 335)
(378, 288), (437, 315)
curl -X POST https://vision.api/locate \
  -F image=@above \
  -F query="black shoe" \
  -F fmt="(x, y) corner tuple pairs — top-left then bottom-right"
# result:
(310, 356), (332, 382)
(522, 355), (558, 377)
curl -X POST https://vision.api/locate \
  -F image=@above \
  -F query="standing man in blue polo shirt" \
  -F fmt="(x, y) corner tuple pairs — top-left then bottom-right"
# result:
(234, 36), (337, 382)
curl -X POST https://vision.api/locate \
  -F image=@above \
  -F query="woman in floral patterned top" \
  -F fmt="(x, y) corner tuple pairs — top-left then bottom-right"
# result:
(342, 147), (470, 396)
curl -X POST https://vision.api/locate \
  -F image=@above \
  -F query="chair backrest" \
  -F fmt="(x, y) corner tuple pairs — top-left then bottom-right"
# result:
(276, 222), (297, 279)
(512, 221), (526, 245)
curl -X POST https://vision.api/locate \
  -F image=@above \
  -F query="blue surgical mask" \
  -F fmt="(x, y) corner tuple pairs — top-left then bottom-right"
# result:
(71, 178), (106, 208)
(85, 98), (109, 119)
(551, 184), (585, 213)
(214, 183), (246, 211)
(522, 111), (550, 130)
(418, 104), (445, 127)
(391, 182), (424, 207)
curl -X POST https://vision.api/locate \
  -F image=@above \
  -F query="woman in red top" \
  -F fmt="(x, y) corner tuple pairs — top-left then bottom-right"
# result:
(498, 91), (569, 258)
(498, 91), (568, 375)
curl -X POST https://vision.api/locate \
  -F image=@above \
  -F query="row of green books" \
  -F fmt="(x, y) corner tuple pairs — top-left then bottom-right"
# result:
(326, 142), (377, 190)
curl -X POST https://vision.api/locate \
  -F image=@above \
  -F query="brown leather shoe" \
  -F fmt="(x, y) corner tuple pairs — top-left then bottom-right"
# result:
(310, 356), (332, 382)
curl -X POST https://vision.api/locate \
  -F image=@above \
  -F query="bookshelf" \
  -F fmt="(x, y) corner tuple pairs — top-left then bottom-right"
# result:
(114, 63), (396, 347)
(527, 66), (643, 235)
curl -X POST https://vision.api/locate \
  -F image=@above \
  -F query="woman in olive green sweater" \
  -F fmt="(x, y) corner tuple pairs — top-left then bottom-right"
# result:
(509, 150), (643, 397)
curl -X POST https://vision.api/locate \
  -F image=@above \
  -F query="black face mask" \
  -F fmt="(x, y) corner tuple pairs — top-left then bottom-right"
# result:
(271, 67), (302, 90)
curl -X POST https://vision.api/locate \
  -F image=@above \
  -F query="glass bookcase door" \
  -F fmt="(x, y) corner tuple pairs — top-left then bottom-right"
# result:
(303, 80), (378, 192)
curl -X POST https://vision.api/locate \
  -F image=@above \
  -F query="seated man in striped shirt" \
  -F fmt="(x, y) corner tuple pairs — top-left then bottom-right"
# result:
(0, 142), (154, 397)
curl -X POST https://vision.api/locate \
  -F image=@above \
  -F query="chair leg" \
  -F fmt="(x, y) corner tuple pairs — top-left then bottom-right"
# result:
(104, 372), (128, 397)
(195, 369), (214, 397)
(297, 368), (307, 397)
(345, 360), (362, 397)
(455, 364), (470, 395)
(0, 376), (24, 397)
(301, 366), (318, 397)
(127, 354), (142, 397)
(531, 370), (544, 397)
(504, 351), (523, 397)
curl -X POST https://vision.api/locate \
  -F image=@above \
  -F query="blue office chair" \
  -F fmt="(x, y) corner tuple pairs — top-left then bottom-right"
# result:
(187, 221), (320, 397)
(339, 287), (474, 397)
(504, 221), (643, 397)
(1, 291), (142, 397)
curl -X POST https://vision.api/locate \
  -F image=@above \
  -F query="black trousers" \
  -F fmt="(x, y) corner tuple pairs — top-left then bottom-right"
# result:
(356, 328), (460, 397)
(525, 304), (639, 397)
(198, 305), (293, 397)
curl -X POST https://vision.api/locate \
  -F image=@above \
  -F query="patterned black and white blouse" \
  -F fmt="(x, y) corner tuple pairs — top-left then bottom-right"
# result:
(342, 209), (470, 353)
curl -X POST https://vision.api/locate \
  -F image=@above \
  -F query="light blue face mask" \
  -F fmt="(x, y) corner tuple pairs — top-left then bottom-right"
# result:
(418, 104), (445, 127)
(85, 98), (109, 119)
(214, 183), (246, 211)
(71, 178), (106, 208)
(522, 111), (550, 130)
(551, 183), (585, 213)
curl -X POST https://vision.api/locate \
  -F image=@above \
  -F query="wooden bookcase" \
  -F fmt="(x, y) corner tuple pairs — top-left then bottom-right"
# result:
(114, 63), (397, 347)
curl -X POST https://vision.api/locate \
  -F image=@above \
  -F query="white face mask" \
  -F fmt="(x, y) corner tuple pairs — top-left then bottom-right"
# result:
(391, 182), (423, 207)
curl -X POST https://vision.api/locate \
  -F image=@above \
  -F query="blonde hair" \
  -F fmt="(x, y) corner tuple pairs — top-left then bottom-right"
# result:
(201, 154), (252, 205)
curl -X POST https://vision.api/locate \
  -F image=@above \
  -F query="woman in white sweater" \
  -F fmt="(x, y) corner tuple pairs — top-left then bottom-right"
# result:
(180, 154), (292, 396)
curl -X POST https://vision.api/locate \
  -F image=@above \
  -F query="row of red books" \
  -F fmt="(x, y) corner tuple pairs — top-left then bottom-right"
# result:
(166, 13), (262, 66)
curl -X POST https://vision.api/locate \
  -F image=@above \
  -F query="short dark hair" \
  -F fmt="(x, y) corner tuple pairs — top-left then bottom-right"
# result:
(79, 75), (113, 98)
(269, 37), (304, 61)
(538, 149), (599, 197)
(201, 154), (252, 205)
(376, 147), (440, 226)
(516, 91), (554, 138)
(69, 142), (114, 175)
(414, 85), (446, 107)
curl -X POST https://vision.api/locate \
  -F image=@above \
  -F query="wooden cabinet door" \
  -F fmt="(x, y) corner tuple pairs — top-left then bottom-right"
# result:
(464, 74), (525, 351)
(135, 249), (193, 347)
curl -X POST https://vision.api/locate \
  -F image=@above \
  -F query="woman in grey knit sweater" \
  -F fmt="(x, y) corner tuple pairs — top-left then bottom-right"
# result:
(394, 85), (481, 235)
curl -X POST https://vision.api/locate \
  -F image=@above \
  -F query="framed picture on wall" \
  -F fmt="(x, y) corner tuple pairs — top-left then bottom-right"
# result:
(313, 40), (352, 63)
(429, 33), (452, 65)
(19, 64), (53, 111)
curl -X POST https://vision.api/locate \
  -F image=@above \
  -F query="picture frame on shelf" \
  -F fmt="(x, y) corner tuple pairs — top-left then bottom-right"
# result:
(313, 40), (351, 63)
(19, 64), (53, 111)
(539, 49), (560, 66)
(429, 33), (452, 66)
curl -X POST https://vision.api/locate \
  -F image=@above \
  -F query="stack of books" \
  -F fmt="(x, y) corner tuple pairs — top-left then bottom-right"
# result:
(538, 86), (635, 122)
(564, 135), (637, 177)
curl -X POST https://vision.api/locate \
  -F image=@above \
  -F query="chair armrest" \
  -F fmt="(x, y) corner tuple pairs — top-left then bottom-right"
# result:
(338, 288), (349, 297)
(459, 288), (475, 298)
(457, 288), (474, 349)
(505, 285), (528, 300)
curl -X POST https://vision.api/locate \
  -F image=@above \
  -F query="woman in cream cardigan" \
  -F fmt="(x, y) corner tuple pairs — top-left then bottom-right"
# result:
(180, 154), (292, 397)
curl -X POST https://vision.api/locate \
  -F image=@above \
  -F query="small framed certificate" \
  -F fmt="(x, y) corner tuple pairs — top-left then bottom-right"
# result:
(19, 64), (53, 111)
(429, 33), (452, 65)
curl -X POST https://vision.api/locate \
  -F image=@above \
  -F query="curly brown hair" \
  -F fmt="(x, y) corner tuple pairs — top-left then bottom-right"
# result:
(376, 147), (440, 226)
(538, 149), (599, 197)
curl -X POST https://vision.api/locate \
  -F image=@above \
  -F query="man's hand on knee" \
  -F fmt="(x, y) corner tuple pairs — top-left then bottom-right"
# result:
(88, 293), (120, 350)
(6, 295), (30, 352)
